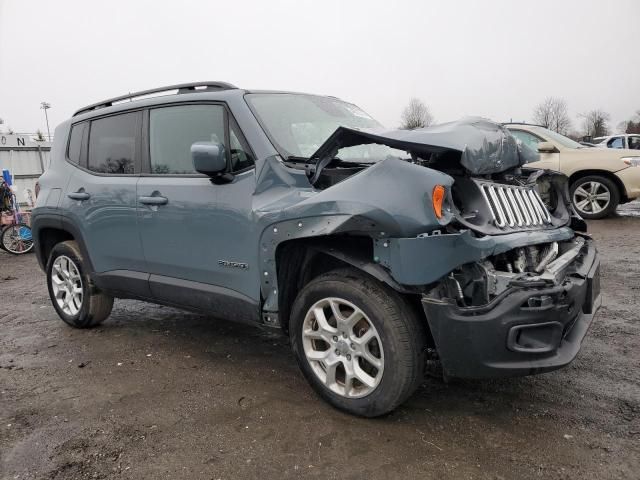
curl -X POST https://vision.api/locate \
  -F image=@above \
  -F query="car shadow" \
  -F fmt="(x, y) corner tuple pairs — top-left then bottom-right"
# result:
(94, 300), (551, 423)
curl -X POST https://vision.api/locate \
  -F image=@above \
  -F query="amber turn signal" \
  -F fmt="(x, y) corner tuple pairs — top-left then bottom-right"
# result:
(432, 185), (446, 219)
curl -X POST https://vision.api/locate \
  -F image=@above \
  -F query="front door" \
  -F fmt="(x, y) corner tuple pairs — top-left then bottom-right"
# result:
(509, 129), (560, 171)
(136, 103), (258, 321)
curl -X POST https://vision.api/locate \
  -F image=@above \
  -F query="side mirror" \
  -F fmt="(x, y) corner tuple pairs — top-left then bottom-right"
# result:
(191, 142), (227, 176)
(538, 142), (558, 153)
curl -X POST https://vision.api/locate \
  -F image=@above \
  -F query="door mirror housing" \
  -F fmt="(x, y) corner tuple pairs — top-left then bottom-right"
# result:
(538, 141), (559, 153)
(191, 142), (227, 176)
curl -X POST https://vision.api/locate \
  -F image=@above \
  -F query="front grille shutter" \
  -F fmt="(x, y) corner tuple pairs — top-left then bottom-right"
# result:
(479, 183), (552, 229)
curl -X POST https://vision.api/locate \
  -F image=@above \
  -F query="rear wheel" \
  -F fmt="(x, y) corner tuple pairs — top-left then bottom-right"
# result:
(1, 223), (34, 254)
(46, 241), (113, 328)
(290, 268), (426, 417)
(570, 175), (619, 219)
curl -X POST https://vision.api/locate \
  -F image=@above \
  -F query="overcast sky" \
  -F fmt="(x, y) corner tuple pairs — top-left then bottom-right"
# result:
(1, 0), (638, 136)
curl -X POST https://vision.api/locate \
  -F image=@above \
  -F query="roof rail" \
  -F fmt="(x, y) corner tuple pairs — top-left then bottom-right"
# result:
(73, 81), (238, 116)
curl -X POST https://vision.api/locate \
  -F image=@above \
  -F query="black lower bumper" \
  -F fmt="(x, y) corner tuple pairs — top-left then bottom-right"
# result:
(422, 241), (601, 379)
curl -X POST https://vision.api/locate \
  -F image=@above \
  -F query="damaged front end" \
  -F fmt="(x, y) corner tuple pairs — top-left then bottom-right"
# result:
(365, 164), (601, 379)
(303, 118), (601, 379)
(422, 234), (600, 379)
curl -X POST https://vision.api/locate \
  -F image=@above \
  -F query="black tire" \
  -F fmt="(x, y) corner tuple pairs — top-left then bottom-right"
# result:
(46, 240), (113, 328)
(289, 267), (426, 417)
(0, 223), (34, 254)
(570, 175), (620, 219)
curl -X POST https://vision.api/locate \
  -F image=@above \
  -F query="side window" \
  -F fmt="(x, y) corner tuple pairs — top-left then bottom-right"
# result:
(608, 137), (624, 149)
(149, 105), (226, 174)
(229, 121), (255, 171)
(88, 113), (138, 174)
(629, 137), (640, 150)
(510, 130), (542, 151)
(67, 122), (86, 165)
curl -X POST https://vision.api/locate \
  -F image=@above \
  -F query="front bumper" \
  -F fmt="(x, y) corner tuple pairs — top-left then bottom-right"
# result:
(422, 238), (600, 379)
(615, 166), (640, 200)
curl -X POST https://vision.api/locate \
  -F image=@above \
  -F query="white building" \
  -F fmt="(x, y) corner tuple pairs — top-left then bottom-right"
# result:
(0, 134), (51, 205)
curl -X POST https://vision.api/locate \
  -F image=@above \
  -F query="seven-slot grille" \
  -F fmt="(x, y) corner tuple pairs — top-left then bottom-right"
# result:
(479, 182), (552, 229)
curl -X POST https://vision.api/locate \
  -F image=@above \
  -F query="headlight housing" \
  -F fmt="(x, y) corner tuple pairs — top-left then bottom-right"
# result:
(621, 157), (640, 167)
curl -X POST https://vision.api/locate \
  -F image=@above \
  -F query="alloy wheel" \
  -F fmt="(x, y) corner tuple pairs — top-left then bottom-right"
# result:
(573, 181), (611, 215)
(301, 297), (384, 398)
(50, 255), (84, 316)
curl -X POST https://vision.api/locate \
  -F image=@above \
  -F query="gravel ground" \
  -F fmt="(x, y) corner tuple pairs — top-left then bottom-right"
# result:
(1, 205), (639, 480)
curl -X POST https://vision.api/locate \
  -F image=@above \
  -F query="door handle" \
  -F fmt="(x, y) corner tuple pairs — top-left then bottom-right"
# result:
(139, 195), (168, 206)
(67, 191), (90, 201)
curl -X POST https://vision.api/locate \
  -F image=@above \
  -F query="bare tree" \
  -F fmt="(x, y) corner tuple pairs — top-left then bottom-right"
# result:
(35, 129), (46, 141)
(400, 98), (434, 130)
(580, 109), (611, 138)
(532, 97), (571, 134)
(627, 121), (640, 135)
(619, 110), (640, 134)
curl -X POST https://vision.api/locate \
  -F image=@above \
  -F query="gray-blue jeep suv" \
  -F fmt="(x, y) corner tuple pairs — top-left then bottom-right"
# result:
(32, 82), (601, 417)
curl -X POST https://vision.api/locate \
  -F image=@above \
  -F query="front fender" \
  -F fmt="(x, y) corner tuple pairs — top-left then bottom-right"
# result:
(254, 156), (455, 315)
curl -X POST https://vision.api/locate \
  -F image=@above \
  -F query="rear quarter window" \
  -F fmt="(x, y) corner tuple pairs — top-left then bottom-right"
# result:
(67, 123), (86, 165)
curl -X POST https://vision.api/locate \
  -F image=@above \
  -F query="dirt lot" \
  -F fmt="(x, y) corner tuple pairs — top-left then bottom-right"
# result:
(1, 206), (639, 480)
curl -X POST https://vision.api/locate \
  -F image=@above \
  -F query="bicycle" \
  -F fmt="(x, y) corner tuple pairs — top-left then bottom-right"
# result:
(0, 181), (34, 255)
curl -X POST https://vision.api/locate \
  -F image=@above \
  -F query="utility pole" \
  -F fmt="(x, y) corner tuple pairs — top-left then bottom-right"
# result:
(40, 102), (51, 141)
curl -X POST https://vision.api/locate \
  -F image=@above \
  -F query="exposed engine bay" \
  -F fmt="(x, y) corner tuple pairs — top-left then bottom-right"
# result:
(438, 236), (589, 307)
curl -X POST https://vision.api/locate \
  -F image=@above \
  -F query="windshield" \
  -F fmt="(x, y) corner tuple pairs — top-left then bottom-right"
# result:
(532, 126), (584, 149)
(246, 93), (406, 162)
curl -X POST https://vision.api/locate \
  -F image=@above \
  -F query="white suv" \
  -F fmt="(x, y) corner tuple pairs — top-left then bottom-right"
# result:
(593, 134), (640, 150)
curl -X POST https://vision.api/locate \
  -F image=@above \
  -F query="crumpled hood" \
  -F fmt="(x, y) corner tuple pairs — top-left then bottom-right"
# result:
(310, 117), (539, 178)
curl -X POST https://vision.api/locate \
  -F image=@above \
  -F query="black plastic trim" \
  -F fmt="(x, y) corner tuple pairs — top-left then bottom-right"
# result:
(31, 213), (62, 270)
(92, 270), (152, 299)
(149, 274), (260, 325)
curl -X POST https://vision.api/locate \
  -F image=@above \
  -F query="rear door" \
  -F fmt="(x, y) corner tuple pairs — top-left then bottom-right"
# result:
(61, 111), (149, 296)
(136, 103), (259, 321)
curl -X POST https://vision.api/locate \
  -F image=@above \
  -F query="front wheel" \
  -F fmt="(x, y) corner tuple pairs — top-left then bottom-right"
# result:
(290, 268), (426, 417)
(570, 175), (620, 219)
